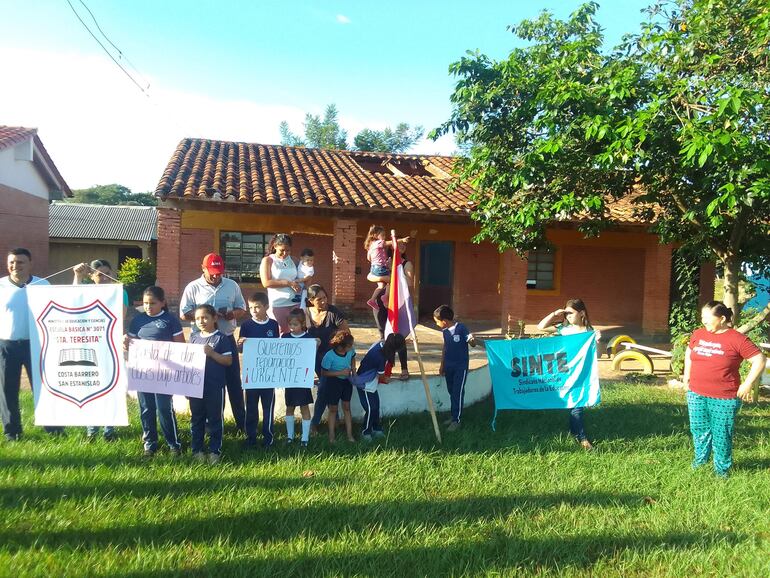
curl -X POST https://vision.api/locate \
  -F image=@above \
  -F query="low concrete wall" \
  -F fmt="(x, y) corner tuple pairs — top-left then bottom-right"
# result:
(130, 362), (492, 423)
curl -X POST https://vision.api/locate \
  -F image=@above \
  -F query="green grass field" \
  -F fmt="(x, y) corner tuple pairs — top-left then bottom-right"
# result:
(2, 383), (769, 577)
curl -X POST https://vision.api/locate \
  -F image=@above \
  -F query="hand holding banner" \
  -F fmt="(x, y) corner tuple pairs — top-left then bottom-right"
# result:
(127, 340), (207, 398)
(486, 332), (600, 430)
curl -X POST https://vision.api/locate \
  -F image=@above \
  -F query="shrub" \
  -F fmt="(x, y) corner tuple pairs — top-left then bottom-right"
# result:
(118, 258), (156, 303)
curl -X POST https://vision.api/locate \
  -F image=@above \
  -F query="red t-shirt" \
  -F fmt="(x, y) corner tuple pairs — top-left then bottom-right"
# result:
(688, 328), (761, 399)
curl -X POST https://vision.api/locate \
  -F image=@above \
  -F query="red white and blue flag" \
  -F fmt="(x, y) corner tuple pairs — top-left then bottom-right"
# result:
(385, 231), (416, 338)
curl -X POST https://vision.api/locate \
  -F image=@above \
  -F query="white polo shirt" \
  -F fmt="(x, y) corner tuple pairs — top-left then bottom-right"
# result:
(0, 276), (50, 340)
(179, 275), (246, 335)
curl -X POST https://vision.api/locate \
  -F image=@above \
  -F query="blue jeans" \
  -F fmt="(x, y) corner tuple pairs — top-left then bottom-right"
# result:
(569, 407), (587, 441)
(86, 426), (115, 438)
(138, 392), (180, 451)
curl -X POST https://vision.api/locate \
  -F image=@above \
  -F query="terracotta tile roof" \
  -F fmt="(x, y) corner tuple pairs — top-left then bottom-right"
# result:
(0, 125), (72, 197)
(0, 126), (37, 150)
(156, 138), (649, 223)
(156, 139), (475, 215)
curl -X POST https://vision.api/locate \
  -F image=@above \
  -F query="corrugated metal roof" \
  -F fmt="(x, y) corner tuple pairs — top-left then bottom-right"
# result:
(49, 203), (157, 241)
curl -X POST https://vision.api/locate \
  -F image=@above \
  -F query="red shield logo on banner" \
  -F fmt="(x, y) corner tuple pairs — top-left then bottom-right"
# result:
(36, 300), (120, 408)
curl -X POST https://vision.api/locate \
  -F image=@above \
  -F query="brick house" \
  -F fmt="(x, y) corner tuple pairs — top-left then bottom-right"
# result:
(0, 126), (71, 270)
(155, 138), (693, 336)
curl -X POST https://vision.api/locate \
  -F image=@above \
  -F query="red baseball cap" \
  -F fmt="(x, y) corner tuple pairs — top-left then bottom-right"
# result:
(202, 253), (225, 274)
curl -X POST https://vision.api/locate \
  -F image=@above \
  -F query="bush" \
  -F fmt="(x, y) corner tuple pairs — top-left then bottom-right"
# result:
(118, 258), (156, 303)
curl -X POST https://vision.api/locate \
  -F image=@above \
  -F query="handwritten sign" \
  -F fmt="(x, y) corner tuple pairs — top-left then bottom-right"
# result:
(127, 340), (207, 398)
(241, 338), (316, 389)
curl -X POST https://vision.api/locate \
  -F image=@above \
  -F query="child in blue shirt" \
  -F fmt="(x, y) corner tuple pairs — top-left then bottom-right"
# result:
(126, 286), (185, 457)
(434, 305), (476, 432)
(354, 333), (407, 441)
(282, 308), (317, 447)
(320, 330), (356, 443)
(189, 304), (234, 464)
(238, 292), (280, 449)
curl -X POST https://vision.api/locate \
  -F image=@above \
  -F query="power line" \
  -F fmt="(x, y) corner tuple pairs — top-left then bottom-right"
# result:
(76, 0), (152, 91)
(64, 0), (149, 97)
(62, 0), (195, 136)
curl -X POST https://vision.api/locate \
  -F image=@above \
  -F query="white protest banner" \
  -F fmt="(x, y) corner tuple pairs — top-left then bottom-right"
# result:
(27, 284), (128, 426)
(127, 340), (207, 398)
(241, 338), (316, 389)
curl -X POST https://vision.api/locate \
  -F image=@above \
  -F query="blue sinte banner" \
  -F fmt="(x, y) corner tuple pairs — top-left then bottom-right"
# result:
(486, 332), (600, 430)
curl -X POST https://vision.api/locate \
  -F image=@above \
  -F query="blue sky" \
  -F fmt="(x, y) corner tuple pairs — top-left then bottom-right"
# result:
(1, 0), (652, 192)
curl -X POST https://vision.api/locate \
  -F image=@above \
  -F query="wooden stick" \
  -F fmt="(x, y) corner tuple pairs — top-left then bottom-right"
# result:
(410, 328), (442, 444)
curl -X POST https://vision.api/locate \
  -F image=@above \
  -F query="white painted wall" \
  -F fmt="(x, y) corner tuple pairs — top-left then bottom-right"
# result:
(0, 142), (51, 199)
(135, 363), (493, 426)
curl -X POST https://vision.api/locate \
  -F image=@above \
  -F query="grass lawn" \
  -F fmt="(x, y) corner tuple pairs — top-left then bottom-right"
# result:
(1, 382), (769, 577)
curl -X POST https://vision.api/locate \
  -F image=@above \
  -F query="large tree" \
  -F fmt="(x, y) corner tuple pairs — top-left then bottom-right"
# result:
(433, 0), (770, 330)
(67, 184), (157, 206)
(280, 104), (423, 153)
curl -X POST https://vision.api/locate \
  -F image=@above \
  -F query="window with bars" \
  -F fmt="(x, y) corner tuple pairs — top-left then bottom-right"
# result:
(220, 231), (274, 283)
(527, 250), (555, 290)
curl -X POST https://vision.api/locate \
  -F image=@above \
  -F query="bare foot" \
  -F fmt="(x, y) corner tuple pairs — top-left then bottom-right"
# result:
(399, 371), (410, 381)
(580, 439), (594, 451)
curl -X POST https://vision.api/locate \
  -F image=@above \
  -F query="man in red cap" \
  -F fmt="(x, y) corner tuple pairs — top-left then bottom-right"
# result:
(179, 253), (247, 432)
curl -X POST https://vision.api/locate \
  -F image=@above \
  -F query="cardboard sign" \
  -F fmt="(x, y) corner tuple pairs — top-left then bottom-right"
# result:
(127, 340), (207, 398)
(241, 338), (316, 389)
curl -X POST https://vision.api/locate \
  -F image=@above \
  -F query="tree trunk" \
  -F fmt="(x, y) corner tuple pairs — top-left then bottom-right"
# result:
(721, 254), (741, 323)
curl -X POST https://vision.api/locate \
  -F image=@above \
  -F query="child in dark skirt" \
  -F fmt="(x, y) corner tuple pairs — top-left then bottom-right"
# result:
(189, 304), (234, 464)
(320, 330), (356, 443)
(282, 308), (317, 447)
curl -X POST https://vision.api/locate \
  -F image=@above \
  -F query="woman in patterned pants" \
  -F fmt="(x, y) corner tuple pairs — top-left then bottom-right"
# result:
(683, 301), (765, 477)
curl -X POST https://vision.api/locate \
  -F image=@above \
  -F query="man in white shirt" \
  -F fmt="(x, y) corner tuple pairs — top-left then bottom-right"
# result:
(0, 248), (60, 440)
(179, 253), (247, 432)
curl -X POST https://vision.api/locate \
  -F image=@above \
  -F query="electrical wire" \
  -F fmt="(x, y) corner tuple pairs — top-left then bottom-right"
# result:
(64, 0), (149, 97)
(76, 0), (152, 91)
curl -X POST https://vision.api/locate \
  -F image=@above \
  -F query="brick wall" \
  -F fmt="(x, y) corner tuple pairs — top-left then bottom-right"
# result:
(331, 219), (357, 309)
(291, 233), (333, 292)
(642, 243), (673, 335)
(156, 208), (181, 301)
(453, 241), (500, 319)
(179, 228), (215, 290)
(500, 251), (528, 333)
(0, 183), (49, 274)
(527, 245), (646, 326)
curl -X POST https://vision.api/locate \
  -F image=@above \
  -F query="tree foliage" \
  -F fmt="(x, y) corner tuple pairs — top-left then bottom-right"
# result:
(117, 257), (156, 303)
(280, 104), (348, 149)
(67, 184), (157, 206)
(434, 0), (770, 328)
(354, 123), (424, 153)
(280, 104), (423, 153)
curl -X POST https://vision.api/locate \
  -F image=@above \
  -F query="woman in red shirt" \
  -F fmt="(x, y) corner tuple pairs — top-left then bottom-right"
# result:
(683, 301), (765, 477)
